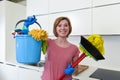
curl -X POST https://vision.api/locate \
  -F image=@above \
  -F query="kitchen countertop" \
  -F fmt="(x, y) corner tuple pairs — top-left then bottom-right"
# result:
(0, 61), (99, 80)
(2, 61), (120, 80)
(72, 66), (99, 80)
(1, 61), (44, 72)
(0, 61), (100, 80)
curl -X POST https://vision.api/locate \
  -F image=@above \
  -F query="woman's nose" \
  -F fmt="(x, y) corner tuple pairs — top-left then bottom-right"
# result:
(61, 25), (65, 29)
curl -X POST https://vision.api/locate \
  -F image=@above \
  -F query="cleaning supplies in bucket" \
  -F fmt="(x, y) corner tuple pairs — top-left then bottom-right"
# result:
(12, 15), (48, 64)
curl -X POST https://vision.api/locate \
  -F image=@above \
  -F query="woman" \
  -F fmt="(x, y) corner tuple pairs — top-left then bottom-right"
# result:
(41, 16), (80, 80)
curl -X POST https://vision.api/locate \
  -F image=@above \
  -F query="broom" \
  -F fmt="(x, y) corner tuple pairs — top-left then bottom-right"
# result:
(58, 34), (105, 80)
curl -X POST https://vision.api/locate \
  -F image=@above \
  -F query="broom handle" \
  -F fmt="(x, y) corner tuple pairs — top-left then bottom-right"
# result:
(72, 53), (86, 68)
(58, 53), (86, 80)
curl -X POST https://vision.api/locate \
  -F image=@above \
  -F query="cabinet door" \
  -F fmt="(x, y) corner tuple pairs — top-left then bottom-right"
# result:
(92, 4), (120, 34)
(93, 0), (120, 7)
(0, 63), (5, 80)
(36, 15), (49, 33)
(27, 0), (49, 15)
(49, 0), (92, 13)
(49, 9), (92, 35)
(18, 66), (41, 80)
(1, 64), (18, 80)
(0, 2), (5, 62)
(4, 1), (26, 62)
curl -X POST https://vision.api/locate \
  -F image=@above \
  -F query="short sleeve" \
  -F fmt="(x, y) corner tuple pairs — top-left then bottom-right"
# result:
(74, 46), (80, 57)
(47, 38), (52, 47)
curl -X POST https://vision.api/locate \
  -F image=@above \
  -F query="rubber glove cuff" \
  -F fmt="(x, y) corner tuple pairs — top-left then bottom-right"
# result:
(64, 64), (75, 75)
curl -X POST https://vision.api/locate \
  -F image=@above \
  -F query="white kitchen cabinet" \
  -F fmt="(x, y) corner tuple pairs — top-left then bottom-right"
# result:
(0, 62), (44, 80)
(92, 0), (120, 7)
(49, 0), (92, 13)
(0, 63), (5, 80)
(26, 0), (92, 14)
(0, 1), (5, 62)
(18, 66), (42, 80)
(0, 63), (18, 80)
(36, 15), (49, 33)
(49, 9), (92, 35)
(0, 1), (26, 62)
(92, 4), (120, 34)
(26, 0), (92, 36)
(26, 0), (49, 15)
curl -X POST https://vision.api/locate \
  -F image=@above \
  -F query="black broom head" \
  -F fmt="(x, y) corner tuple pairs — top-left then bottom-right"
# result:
(80, 36), (105, 60)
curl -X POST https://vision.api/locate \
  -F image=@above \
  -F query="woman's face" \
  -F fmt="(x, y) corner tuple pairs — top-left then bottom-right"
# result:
(56, 19), (70, 38)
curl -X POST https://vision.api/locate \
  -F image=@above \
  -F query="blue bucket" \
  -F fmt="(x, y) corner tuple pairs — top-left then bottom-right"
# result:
(15, 35), (42, 64)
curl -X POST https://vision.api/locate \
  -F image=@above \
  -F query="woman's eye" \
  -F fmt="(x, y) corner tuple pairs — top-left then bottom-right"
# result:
(58, 25), (61, 27)
(64, 24), (68, 27)
(57, 24), (68, 27)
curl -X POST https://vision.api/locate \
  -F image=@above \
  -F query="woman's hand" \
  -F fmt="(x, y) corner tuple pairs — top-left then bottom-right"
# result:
(64, 64), (75, 75)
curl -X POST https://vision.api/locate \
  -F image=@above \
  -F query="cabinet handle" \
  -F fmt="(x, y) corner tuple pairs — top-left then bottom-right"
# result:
(18, 66), (39, 72)
(0, 62), (4, 64)
(6, 63), (16, 67)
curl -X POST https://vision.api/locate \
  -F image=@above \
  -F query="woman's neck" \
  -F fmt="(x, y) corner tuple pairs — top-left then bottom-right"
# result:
(56, 37), (67, 42)
(55, 37), (71, 48)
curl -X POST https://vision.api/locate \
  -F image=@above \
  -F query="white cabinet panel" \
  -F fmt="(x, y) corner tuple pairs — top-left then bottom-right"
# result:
(0, 1), (26, 62)
(27, 0), (49, 15)
(36, 15), (49, 32)
(18, 66), (41, 80)
(93, 0), (120, 6)
(5, 1), (26, 62)
(49, 0), (92, 13)
(2, 64), (18, 80)
(0, 63), (6, 80)
(0, 63), (43, 80)
(0, 2), (5, 62)
(49, 9), (92, 35)
(93, 4), (120, 34)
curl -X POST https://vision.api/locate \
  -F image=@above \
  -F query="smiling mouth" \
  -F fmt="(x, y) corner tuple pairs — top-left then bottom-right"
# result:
(60, 30), (67, 33)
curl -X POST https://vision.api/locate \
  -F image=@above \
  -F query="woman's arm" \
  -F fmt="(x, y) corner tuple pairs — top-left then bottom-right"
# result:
(72, 56), (79, 75)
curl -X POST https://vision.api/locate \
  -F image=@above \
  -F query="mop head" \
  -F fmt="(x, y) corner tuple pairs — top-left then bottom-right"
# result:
(29, 29), (48, 41)
(79, 34), (105, 60)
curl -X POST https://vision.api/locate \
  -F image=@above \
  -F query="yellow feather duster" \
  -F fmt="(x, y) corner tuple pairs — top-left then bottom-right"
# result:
(29, 29), (48, 41)
(87, 34), (104, 55)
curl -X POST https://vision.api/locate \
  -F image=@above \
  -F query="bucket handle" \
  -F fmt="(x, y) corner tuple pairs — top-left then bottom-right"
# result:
(15, 19), (42, 29)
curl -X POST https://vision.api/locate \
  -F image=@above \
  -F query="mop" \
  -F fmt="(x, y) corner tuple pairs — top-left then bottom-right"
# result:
(58, 34), (105, 80)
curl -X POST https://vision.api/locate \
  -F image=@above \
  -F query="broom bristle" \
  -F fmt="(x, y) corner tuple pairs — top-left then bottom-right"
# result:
(80, 36), (105, 60)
